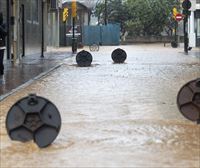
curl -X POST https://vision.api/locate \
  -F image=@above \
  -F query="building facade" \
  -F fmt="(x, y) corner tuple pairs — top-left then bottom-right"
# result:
(59, 1), (90, 46)
(0, 0), (61, 60)
(189, 0), (200, 47)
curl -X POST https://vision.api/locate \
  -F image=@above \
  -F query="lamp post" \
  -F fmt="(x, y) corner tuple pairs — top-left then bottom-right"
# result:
(41, 0), (44, 57)
(183, 12), (189, 53)
(104, 0), (108, 25)
(182, 0), (192, 53)
(72, 0), (77, 53)
(6, 0), (10, 59)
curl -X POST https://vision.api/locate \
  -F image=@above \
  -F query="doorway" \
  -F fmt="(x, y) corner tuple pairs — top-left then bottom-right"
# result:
(19, 4), (25, 57)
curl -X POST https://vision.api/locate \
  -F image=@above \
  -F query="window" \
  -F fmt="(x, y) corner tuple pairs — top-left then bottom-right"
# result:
(197, 19), (200, 36)
(32, 0), (39, 22)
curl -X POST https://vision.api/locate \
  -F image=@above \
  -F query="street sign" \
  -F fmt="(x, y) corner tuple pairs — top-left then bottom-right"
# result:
(182, 0), (192, 10)
(175, 13), (184, 21)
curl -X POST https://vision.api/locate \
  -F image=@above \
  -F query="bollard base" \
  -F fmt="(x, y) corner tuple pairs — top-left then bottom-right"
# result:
(72, 38), (78, 54)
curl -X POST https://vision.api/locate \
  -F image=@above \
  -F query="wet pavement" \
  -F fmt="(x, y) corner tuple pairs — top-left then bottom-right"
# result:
(0, 44), (200, 167)
(0, 47), (72, 97)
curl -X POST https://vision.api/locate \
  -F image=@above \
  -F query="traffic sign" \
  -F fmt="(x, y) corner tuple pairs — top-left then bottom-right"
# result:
(176, 13), (184, 21)
(182, 0), (192, 10)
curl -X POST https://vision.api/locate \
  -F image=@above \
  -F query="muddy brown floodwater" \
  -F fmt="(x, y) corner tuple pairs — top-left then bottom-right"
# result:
(0, 44), (200, 167)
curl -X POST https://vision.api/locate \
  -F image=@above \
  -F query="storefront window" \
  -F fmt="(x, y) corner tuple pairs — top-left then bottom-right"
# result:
(197, 19), (200, 36)
(32, 0), (39, 22)
(26, 3), (31, 21)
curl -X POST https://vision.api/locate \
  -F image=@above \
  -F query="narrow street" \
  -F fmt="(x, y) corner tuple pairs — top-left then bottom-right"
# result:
(0, 44), (200, 167)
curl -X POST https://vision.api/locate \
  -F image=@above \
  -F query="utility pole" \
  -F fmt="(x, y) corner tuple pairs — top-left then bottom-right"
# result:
(104, 0), (108, 25)
(6, 0), (10, 59)
(183, 13), (189, 53)
(72, 0), (77, 54)
(41, 1), (44, 58)
(182, 0), (191, 54)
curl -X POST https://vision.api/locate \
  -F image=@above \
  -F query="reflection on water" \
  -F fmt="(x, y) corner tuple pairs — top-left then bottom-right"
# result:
(0, 45), (200, 167)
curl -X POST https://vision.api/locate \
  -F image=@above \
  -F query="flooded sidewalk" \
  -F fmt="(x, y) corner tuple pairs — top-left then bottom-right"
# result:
(0, 44), (200, 167)
(0, 47), (73, 97)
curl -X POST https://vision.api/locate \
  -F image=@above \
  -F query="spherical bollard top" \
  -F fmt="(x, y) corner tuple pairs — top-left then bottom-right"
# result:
(177, 79), (200, 124)
(76, 50), (93, 67)
(111, 48), (127, 64)
(196, 79), (200, 87)
(171, 41), (178, 48)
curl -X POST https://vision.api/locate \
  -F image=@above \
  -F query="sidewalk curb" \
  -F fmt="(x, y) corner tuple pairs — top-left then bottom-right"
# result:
(0, 63), (63, 101)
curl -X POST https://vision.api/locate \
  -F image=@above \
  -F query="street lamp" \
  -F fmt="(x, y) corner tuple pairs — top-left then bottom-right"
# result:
(6, 0), (10, 59)
(72, 0), (77, 53)
(104, 0), (108, 25)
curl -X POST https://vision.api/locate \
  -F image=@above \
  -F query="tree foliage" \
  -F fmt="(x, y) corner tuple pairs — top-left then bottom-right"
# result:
(95, 0), (130, 34)
(95, 0), (180, 36)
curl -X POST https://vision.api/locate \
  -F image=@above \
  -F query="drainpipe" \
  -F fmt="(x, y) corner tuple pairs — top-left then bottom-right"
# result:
(41, 0), (44, 57)
(12, 0), (17, 62)
(104, 0), (108, 25)
(6, 0), (11, 59)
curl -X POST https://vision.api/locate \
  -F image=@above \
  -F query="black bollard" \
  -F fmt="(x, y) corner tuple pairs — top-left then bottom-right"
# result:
(171, 41), (178, 48)
(111, 48), (127, 63)
(177, 78), (200, 124)
(76, 50), (93, 67)
(6, 94), (61, 148)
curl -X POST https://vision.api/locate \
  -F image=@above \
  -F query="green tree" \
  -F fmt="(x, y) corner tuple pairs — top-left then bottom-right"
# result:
(125, 0), (180, 36)
(95, 0), (180, 36)
(95, 0), (129, 35)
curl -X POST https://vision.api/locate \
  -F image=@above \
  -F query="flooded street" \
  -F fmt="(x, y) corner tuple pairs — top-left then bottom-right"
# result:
(0, 44), (200, 167)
